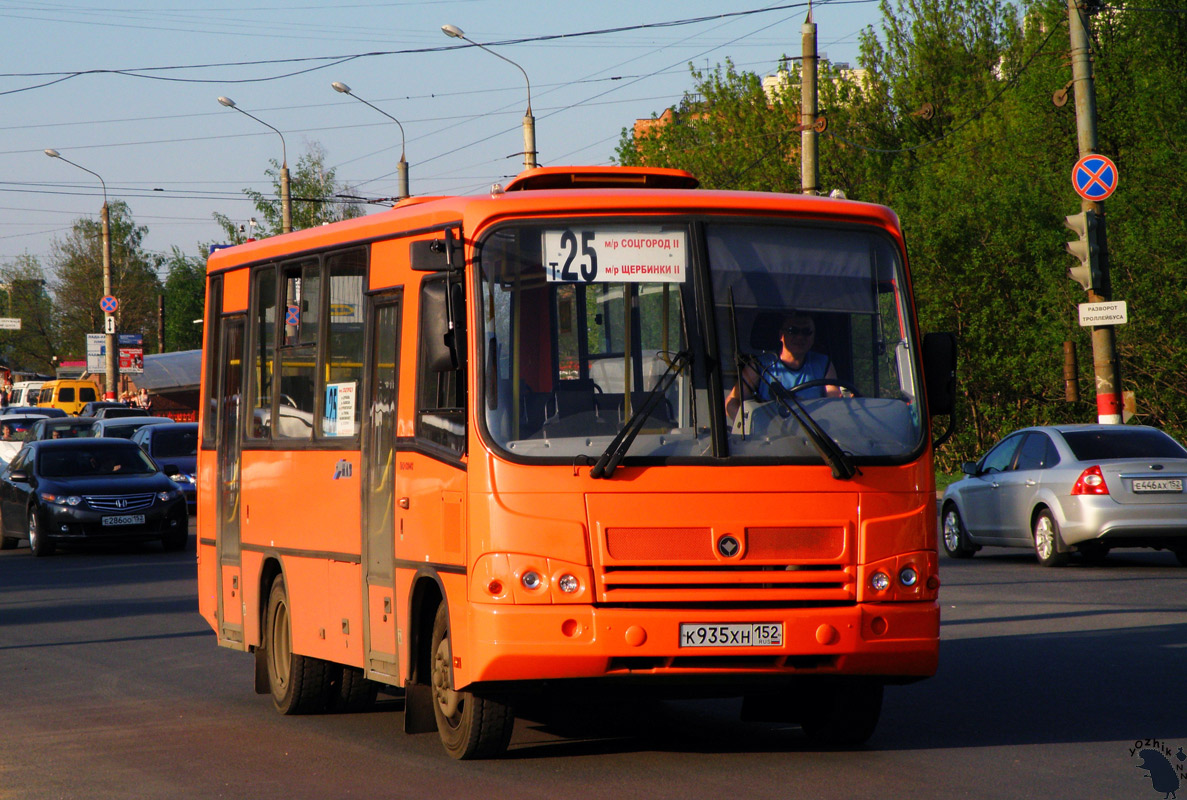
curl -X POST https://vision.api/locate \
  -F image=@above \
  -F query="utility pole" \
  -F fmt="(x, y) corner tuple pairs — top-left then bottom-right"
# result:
(800, 10), (819, 195)
(1065, 0), (1122, 424)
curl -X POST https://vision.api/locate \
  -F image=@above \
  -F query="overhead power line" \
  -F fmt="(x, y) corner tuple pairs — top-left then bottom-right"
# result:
(0, 1), (877, 95)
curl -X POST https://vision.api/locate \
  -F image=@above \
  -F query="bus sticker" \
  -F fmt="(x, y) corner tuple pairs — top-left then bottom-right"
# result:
(543, 227), (686, 283)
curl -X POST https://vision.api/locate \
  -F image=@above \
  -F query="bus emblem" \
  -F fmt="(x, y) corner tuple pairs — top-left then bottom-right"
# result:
(717, 535), (740, 558)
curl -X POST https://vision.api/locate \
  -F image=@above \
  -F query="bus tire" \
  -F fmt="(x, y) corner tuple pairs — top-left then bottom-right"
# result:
(430, 603), (514, 759)
(330, 665), (379, 713)
(264, 575), (330, 715)
(799, 678), (883, 747)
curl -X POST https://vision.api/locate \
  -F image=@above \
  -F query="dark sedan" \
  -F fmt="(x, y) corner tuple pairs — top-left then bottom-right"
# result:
(24, 417), (97, 441)
(130, 422), (197, 515)
(0, 439), (188, 556)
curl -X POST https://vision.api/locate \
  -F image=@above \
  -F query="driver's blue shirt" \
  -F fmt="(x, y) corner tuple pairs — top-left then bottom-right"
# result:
(753, 351), (831, 401)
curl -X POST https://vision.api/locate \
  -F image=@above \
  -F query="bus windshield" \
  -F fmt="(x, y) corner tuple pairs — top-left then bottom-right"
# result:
(478, 218), (924, 464)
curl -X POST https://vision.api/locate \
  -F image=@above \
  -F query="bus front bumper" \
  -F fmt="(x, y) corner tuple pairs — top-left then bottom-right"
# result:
(461, 601), (938, 688)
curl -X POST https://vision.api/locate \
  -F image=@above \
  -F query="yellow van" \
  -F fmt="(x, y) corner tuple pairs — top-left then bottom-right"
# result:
(37, 379), (100, 415)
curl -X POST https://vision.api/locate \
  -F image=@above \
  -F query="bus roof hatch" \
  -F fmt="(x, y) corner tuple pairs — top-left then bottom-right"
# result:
(503, 166), (699, 192)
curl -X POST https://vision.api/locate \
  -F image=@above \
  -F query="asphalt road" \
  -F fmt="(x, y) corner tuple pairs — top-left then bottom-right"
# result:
(2, 529), (1184, 800)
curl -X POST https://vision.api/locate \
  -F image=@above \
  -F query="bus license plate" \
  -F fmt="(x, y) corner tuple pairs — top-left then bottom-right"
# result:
(680, 623), (783, 648)
(102, 514), (145, 526)
(1133, 479), (1183, 493)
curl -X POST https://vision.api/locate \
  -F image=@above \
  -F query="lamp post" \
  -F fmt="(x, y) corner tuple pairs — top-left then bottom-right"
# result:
(44, 148), (118, 399)
(217, 96), (292, 233)
(441, 24), (537, 169)
(332, 81), (410, 200)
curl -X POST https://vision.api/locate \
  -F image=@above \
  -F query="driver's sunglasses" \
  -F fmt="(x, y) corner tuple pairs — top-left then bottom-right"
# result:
(782, 325), (814, 337)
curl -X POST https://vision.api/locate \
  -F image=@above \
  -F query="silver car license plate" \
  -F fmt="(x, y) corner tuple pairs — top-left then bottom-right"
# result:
(679, 623), (783, 648)
(1132, 479), (1183, 493)
(102, 514), (146, 526)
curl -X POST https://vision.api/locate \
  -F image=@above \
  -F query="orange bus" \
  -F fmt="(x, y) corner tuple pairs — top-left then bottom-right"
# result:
(197, 166), (956, 759)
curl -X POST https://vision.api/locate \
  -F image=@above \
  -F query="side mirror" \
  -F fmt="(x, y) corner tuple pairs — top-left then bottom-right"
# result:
(961, 461), (978, 477)
(923, 332), (957, 416)
(9, 470), (28, 483)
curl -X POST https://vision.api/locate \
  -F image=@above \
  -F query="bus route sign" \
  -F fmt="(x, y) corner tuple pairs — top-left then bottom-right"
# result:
(543, 227), (687, 283)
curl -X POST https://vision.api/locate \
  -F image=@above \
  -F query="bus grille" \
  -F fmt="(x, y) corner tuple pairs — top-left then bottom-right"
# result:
(597, 526), (855, 605)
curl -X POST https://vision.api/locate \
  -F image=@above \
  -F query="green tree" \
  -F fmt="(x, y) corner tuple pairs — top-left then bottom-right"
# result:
(615, 0), (1187, 467)
(0, 254), (58, 374)
(50, 200), (162, 361)
(214, 142), (364, 241)
(161, 247), (206, 352)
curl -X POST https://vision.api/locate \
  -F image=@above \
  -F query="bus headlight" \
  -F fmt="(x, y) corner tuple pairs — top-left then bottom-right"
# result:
(521, 570), (542, 591)
(899, 566), (919, 587)
(870, 571), (891, 592)
(557, 573), (579, 594)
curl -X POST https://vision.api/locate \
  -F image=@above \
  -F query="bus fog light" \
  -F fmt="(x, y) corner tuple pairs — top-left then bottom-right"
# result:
(899, 566), (918, 587)
(521, 571), (542, 590)
(557, 574), (579, 594)
(870, 571), (890, 592)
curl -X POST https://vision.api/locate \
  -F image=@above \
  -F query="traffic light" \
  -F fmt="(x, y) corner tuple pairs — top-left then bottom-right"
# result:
(1065, 209), (1104, 291)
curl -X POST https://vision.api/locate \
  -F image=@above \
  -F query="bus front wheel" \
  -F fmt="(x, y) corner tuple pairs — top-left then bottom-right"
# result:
(799, 678), (883, 747)
(264, 575), (330, 715)
(430, 604), (514, 759)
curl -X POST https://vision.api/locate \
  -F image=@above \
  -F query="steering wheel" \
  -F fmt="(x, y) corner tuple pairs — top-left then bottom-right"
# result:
(783, 378), (862, 397)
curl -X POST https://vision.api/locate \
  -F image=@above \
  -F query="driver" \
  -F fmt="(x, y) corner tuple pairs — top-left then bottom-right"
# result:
(725, 310), (840, 420)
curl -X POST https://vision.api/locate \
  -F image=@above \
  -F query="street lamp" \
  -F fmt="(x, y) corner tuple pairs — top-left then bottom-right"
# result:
(332, 81), (410, 200)
(217, 96), (293, 234)
(441, 24), (537, 169)
(44, 148), (118, 399)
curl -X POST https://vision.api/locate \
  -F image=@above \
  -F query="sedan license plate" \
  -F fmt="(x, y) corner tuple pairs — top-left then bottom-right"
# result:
(680, 623), (783, 648)
(1132, 478), (1183, 493)
(102, 514), (145, 527)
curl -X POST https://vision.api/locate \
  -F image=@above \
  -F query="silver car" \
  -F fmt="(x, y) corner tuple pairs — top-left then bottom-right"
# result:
(941, 424), (1187, 566)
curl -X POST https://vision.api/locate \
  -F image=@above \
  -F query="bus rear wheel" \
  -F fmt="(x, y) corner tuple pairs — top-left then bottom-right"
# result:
(799, 678), (883, 747)
(430, 604), (514, 759)
(264, 575), (330, 715)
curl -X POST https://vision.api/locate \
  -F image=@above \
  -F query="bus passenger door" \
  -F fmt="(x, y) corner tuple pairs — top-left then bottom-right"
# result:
(361, 295), (401, 683)
(216, 316), (247, 648)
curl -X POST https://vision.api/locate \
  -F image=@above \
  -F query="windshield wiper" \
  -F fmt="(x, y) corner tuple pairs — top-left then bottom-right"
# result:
(590, 349), (690, 480)
(743, 353), (858, 481)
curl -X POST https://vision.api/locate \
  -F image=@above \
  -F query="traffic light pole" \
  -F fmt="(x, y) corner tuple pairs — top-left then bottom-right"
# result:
(1067, 0), (1122, 424)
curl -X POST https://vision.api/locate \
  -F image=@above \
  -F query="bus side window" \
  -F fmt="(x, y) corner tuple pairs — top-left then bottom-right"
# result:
(274, 259), (318, 440)
(415, 275), (466, 454)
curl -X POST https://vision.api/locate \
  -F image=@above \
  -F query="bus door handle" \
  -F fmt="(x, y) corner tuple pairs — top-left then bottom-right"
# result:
(398, 497), (410, 509)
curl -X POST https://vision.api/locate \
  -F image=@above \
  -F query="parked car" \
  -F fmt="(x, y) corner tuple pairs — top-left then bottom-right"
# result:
(0, 415), (49, 464)
(130, 422), (197, 515)
(3, 405), (66, 418)
(79, 402), (149, 419)
(86, 417), (173, 439)
(0, 438), (189, 555)
(25, 417), (98, 442)
(941, 424), (1187, 566)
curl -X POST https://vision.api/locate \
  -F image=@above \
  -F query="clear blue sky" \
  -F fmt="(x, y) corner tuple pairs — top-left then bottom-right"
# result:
(1, 0), (883, 270)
